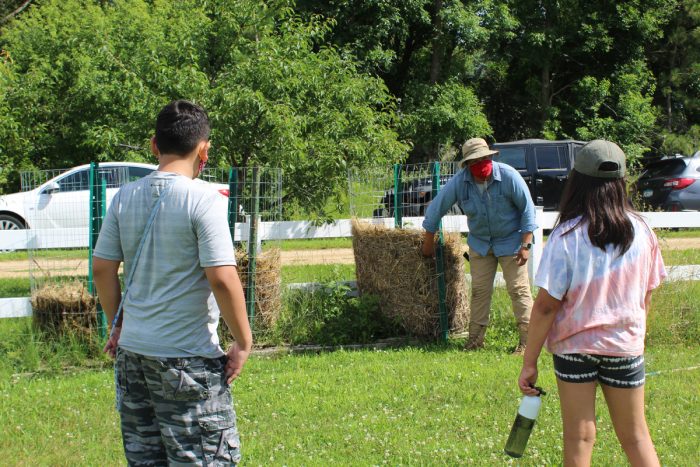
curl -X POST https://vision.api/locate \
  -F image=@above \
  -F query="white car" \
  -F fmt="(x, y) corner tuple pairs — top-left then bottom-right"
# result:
(0, 162), (229, 231)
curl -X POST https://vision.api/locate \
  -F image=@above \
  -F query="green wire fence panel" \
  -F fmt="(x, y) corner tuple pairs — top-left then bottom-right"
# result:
(347, 162), (469, 341)
(201, 167), (283, 339)
(20, 163), (131, 338)
(348, 162), (462, 223)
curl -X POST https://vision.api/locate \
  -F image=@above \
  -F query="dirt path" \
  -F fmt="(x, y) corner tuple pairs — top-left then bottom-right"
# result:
(1, 238), (698, 279)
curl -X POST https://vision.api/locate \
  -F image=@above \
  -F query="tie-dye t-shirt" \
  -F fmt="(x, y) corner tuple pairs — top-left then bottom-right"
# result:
(535, 215), (666, 356)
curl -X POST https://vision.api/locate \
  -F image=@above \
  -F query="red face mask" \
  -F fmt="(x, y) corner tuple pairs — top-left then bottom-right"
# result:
(197, 158), (206, 175)
(469, 159), (493, 179)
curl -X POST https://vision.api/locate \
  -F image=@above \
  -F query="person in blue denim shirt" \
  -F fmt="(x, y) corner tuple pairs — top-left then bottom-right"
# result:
(421, 138), (537, 354)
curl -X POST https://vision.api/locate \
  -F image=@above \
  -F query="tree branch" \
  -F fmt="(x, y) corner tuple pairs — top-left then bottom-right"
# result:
(2, 0), (33, 24)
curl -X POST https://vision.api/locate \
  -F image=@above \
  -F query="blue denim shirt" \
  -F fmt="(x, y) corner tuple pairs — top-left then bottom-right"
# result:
(422, 162), (537, 257)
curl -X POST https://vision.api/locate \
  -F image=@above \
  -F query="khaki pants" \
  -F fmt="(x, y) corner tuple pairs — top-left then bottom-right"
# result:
(469, 248), (532, 327)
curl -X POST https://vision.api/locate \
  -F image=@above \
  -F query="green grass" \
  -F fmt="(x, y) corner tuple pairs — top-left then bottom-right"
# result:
(0, 248), (89, 262)
(0, 277), (30, 298)
(661, 248), (700, 265)
(281, 264), (356, 284)
(0, 344), (697, 465)
(0, 280), (698, 465)
(269, 238), (353, 251)
(656, 228), (700, 239)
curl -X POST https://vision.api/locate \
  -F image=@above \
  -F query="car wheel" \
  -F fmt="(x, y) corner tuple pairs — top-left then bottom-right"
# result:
(0, 214), (26, 230)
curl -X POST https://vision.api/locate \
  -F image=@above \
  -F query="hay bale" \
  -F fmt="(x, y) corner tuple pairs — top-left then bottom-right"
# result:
(31, 281), (97, 336)
(351, 219), (469, 338)
(219, 248), (282, 344)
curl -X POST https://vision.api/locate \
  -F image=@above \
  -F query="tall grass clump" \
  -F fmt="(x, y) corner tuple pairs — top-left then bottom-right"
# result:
(647, 280), (700, 346)
(275, 269), (402, 346)
(0, 318), (107, 379)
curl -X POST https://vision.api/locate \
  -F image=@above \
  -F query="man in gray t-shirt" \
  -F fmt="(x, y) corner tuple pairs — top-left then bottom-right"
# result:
(93, 100), (252, 465)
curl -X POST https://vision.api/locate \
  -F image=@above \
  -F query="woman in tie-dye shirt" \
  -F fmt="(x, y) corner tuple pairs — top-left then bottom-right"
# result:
(517, 140), (666, 466)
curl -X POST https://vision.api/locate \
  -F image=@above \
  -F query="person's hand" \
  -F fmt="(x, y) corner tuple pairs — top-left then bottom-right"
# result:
(518, 363), (540, 395)
(421, 239), (436, 258)
(515, 247), (529, 266)
(225, 342), (250, 385)
(103, 325), (121, 358)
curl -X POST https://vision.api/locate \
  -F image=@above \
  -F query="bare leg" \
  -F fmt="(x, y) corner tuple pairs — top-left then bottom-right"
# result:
(600, 384), (660, 467)
(557, 378), (598, 466)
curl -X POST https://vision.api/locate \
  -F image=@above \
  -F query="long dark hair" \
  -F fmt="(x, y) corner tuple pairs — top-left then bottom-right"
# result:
(556, 169), (639, 254)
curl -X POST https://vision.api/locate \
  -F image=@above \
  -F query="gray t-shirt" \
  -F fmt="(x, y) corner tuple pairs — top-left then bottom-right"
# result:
(94, 171), (236, 358)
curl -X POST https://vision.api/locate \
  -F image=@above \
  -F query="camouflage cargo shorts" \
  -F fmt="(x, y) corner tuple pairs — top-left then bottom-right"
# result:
(115, 347), (241, 466)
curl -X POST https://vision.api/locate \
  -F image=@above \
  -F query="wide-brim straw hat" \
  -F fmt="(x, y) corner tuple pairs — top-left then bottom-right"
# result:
(460, 138), (498, 167)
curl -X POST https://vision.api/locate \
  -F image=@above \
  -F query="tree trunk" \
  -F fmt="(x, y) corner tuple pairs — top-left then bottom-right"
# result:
(429, 0), (444, 84)
(540, 62), (551, 127)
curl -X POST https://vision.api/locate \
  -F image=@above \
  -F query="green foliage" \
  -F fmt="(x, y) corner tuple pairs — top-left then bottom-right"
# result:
(0, 0), (408, 217)
(277, 273), (401, 346)
(296, 0), (496, 161)
(649, 0), (700, 156)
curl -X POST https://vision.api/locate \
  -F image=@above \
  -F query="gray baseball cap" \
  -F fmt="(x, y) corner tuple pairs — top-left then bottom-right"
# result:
(574, 139), (626, 179)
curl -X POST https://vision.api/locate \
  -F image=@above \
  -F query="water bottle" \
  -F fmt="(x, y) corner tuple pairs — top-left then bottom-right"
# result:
(504, 387), (545, 458)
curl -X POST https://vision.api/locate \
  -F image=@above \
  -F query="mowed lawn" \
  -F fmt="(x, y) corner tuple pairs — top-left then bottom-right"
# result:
(1, 344), (698, 466)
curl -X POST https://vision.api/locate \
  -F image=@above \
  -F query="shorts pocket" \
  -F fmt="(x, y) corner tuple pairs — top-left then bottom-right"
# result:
(114, 348), (127, 411)
(160, 362), (211, 401)
(200, 410), (242, 465)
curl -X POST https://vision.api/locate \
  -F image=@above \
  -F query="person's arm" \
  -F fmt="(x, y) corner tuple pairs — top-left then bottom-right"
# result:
(509, 168), (537, 234)
(205, 265), (253, 384)
(644, 290), (653, 312)
(421, 230), (437, 257)
(93, 257), (122, 357)
(515, 231), (534, 266)
(517, 288), (561, 395)
(421, 173), (461, 257)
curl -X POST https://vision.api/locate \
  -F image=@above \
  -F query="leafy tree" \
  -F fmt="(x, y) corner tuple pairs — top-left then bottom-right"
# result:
(649, 0), (700, 156)
(482, 0), (673, 156)
(296, 0), (498, 162)
(0, 0), (408, 219)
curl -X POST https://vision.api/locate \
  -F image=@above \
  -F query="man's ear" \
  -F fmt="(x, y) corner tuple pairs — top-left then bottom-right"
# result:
(199, 140), (210, 162)
(150, 137), (160, 156)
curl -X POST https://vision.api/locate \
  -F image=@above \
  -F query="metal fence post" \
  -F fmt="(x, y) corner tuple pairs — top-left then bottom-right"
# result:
(246, 167), (260, 328)
(432, 161), (449, 341)
(393, 163), (403, 228)
(88, 162), (107, 339)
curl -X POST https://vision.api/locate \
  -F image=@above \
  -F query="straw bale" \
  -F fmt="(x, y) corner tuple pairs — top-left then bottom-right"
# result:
(31, 281), (97, 336)
(351, 219), (469, 338)
(219, 248), (282, 344)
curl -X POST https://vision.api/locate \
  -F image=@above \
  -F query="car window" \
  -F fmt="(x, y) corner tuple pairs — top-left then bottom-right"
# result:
(535, 146), (567, 169)
(643, 160), (687, 178)
(496, 147), (527, 170)
(128, 166), (154, 182)
(99, 167), (132, 188)
(57, 170), (89, 192)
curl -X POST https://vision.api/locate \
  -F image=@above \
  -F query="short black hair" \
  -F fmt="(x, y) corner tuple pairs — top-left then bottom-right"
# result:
(154, 100), (210, 156)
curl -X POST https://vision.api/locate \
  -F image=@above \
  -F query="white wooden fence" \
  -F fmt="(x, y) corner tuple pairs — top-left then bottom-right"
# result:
(2, 209), (700, 318)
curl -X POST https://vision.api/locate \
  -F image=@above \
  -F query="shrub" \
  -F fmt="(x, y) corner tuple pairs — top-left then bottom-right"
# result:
(276, 277), (402, 346)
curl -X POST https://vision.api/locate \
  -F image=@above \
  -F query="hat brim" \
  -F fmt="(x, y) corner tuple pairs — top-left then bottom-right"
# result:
(460, 149), (498, 167)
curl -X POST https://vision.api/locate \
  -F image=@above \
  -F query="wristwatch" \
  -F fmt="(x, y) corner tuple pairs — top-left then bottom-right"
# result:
(520, 242), (533, 250)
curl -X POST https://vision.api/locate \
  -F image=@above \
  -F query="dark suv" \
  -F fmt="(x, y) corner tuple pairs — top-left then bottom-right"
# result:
(491, 139), (586, 210)
(636, 154), (700, 211)
(372, 139), (585, 217)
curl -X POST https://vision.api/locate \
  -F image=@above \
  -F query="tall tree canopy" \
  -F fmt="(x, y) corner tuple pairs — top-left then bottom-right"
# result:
(1, 0), (697, 204)
(0, 0), (408, 217)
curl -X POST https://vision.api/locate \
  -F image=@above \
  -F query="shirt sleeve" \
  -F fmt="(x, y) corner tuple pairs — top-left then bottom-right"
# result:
(508, 168), (537, 233)
(93, 192), (124, 261)
(534, 228), (571, 300)
(194, 192), (237, 268)
(646, 230), (667, 291)
(422, 173), (460, 233)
